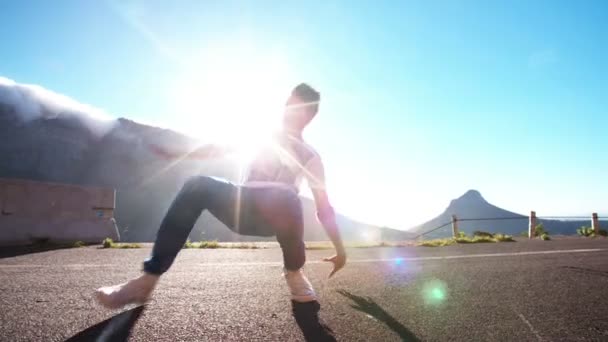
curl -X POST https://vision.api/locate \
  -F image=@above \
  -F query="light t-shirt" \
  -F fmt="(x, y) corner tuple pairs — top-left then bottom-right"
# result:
(242, 131), (325, 193)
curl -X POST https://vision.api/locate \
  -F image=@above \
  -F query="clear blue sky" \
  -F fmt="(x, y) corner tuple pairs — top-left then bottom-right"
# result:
(1, 0), (607, 229)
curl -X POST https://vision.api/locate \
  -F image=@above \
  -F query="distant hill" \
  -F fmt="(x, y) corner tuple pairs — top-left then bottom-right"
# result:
(0, 79), (412, 242)
(410, 190), (606, 238)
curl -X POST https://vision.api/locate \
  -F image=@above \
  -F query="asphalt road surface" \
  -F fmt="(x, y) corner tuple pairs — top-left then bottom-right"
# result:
(1, 238), (607, 341)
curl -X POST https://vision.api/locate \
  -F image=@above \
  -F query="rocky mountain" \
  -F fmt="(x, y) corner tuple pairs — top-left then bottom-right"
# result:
(0, 80), (412, 242)
(411, 190), (604, 238)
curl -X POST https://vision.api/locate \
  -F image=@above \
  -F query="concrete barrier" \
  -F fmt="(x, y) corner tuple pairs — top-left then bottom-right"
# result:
(0, 178), (119, 245)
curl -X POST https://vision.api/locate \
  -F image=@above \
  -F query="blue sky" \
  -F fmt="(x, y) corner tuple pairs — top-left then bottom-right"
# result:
(1, 0), (607, 229)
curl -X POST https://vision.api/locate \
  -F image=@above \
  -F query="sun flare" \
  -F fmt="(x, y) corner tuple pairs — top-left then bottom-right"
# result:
(168, 46), (293, 163)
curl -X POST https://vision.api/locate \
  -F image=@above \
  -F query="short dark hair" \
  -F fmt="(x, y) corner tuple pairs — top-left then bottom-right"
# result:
(292, 83), (320, 113)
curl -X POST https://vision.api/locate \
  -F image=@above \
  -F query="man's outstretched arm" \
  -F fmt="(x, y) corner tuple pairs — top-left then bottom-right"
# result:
(312, 188), (347, 277)
(148, 143), (235, 161)
(306, 155), (346, 278)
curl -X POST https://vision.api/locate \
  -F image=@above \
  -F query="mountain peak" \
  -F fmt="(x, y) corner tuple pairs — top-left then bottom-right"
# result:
(448, 189), (487, 209)
(459, 189), (484, 201)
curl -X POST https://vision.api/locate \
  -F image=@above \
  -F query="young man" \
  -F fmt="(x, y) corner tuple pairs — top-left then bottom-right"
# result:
(95, 83), (347, 309)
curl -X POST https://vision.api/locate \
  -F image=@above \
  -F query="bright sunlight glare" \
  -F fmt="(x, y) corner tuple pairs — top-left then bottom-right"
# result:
(168, 43), (294, 163)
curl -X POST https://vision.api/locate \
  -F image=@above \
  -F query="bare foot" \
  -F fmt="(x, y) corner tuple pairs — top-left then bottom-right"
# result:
(95, 273), (159, 309)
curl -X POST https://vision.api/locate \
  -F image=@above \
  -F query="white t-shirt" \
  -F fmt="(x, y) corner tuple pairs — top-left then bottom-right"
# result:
(242, 132), (325, 193)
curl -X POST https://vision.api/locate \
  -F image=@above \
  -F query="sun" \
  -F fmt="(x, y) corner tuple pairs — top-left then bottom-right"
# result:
(168, 45), (293, 163)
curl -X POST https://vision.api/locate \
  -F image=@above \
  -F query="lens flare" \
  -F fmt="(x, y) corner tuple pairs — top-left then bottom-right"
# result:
(422, 279), (448, 306)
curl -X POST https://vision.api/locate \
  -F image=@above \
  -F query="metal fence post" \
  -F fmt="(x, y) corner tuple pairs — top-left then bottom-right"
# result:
(529, 211), (537, 239)
(592, 213), (600, 235)
(452, 215), (459, 238)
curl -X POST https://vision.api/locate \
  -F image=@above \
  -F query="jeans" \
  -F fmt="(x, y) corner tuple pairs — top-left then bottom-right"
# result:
(143, 176), (305, 274)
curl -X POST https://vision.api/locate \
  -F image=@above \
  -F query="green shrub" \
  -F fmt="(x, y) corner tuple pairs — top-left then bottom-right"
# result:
(199, 240), (219, 249)
(419, 238), (455, 247)
(473, 231), (494, 238)
(101, 238), (140, 249)
(73, 241), (86, 248)
(183, 240), (221, 249)
(577, 227), (608, 237)
(183, 239), (195, 249)
(457, 231), (467, 239)
(116, 243), (142, 248)
(494, 234), (515, 242)
(535, 223), (547, 237)
(471, 236), (495, 243)
(577, 226), (595, 237)
(102, 238), (114, 248)
(419, 233), (516, 247)
(540, 233), (550, 241)
(230, 243), (260, 249)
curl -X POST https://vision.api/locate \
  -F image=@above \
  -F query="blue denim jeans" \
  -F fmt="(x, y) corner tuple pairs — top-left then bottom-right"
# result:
(143, 176), (305, 274)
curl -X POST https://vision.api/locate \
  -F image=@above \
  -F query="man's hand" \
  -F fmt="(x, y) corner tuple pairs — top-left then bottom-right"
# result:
(323, 252), (346, 278)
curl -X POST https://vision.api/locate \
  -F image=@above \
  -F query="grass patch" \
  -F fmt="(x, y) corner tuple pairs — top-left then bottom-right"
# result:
(418, 233), (515, 247)
(198, 240), (219, 249)
(102, 238), (113, 248)
(305, 241), (415, 250)
(577, 226), (608, 237)
(101, 238), (141, 249)
(115, 243), (142, 249)
(73, 241), (86, 248)
(183, 240), (261, 249)
(419, 238), (456, 247)
(227, 243), (261, 249)
(472, 235), (497, 243)
(577, 226), (594, 237)
(472, 231), (494, 238)
(540, 233), (551, 241)
(184, 240), (219, 249)
(534, 224), (547, 236)
(493, 233), (515, 242)
(183, 239), (196, 249)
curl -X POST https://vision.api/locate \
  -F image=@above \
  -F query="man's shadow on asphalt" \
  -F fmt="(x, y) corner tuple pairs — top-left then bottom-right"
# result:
(291, 300), (337, 342)
(64, 305), (145, 342)
(337, 290), (420, 342)
(66, 303), (337, 342)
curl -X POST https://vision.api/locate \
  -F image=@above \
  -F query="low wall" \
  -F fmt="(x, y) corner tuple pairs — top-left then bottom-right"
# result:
(0, 178), (120, 245)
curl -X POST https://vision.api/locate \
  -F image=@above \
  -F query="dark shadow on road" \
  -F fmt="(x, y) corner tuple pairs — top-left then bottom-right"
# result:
(337, 290), (420, 342)
(560, 266), (608, 278)
(64, 305), (145, 342)
(291, 300), (337, 342)
(0, 243), (78, 259)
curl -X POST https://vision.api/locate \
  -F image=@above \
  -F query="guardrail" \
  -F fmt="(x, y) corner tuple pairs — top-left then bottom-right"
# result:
(414, 212), (605, 239)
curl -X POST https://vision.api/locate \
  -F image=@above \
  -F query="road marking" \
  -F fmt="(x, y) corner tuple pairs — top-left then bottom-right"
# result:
(0, 248), (605, 268)
(343, 248), (607, 264)
(516, 311), (544, 341)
